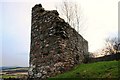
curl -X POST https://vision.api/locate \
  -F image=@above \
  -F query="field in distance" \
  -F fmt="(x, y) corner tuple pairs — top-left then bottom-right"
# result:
(0, 67), (28, 79)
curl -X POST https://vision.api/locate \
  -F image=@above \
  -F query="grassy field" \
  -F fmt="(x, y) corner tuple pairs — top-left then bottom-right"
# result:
(48, 60), (119, 79)
(0, 67), (28, 79)
(0, 75), (17, 78)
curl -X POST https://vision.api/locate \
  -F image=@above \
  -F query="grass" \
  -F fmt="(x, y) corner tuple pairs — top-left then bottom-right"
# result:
(0, 75), (17, 79)
(48, 60), (119, 79)
(0, 74), (28, 79)
(1, 61), (119, 79)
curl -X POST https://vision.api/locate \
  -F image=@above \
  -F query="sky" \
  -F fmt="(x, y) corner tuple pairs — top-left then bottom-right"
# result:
(0, 0), (119, 67)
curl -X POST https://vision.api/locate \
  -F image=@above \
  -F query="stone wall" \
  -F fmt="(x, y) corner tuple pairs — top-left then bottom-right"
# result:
(28, 4), (88, 79)
(89, 53), (120, 63)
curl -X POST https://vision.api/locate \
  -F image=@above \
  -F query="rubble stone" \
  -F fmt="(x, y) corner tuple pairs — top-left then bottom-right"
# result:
(29, 4), (88, 79)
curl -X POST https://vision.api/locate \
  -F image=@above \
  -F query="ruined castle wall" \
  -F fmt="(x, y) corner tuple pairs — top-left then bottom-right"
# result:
(29, 4), (88, 79)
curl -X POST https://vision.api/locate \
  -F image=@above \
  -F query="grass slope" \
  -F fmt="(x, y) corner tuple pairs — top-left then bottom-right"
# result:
(48, 60), (119, 79)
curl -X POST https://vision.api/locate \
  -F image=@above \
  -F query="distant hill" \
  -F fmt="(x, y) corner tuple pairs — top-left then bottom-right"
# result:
(0, 66), (15, 70)
(0, 66), (27, 70)
(1, 67), (28, 79)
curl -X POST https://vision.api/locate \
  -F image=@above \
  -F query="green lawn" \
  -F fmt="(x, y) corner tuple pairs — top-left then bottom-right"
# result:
(48, 60), (119, 79)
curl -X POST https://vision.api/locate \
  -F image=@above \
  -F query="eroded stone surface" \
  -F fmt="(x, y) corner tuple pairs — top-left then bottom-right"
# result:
(29, 4), (88, 79)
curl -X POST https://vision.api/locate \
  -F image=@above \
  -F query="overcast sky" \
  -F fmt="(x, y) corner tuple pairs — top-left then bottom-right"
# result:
(0, 0), (119, 67)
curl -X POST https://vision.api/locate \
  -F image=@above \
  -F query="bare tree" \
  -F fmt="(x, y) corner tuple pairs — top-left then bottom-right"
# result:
(103, 37), (120, 55)
(55, 1), (85, 35)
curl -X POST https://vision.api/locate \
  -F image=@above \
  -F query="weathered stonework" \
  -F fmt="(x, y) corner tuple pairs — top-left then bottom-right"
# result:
(29, 4), (88, 79)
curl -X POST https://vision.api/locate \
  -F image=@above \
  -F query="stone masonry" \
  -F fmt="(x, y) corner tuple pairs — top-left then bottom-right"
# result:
(28, 4), (88, 79)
